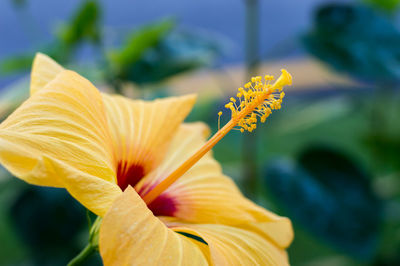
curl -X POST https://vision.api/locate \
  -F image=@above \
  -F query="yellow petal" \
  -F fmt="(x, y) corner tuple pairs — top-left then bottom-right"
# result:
(0, 70), (117, 207)
(136, 123), (293, 248)
(102, 93), (196, 191)
(50, 158), (121, 216)
(99, 187), (208, 266)
(30, 53), (64, 95)
(167, 220), (290, 266)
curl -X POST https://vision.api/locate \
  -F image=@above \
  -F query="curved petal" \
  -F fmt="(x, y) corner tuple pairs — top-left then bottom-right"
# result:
(45, 156), (121, 216)
(167, 220), (290, 266)
(30, 53), (64, 95)
(102, 93), (196, 191)
(99, 187), (208, 266)
(136, 123), (293, 248)
(0, 70), (116, 194)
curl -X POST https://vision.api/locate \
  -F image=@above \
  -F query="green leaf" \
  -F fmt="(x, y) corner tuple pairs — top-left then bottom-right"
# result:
(303, 3), (400, 83)
(58, 0), (101, 46)
(124, 30), (220, 84)
(0, 55), (33, 74)
(108, 24), (222, 86)
(265, 146), (382, 259)
(109, 19), (175, 71)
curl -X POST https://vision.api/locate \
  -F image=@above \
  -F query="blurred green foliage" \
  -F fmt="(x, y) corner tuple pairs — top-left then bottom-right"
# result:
(58, 0), (101, 46)
(363, 0), (400, 13)
(265, 146), (382, 259)
(365, 133), (400, 172)
(0, 55), (33, 75)
(109, 19), (175, 72)
(304, 3), (400, 83)
(56, 0), (101, 62)
(298, 3), (400, 264)
(10, 186), (88, 265)
(0, 0), (101, 73)
(1, 0), (102, 75)
(1, 0), (221, 91)
(107, 18), (220, 89)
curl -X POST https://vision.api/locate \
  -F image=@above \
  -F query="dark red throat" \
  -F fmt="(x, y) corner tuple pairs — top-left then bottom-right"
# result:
(117, 161), (145, 191)
(116, 161), (177, 217)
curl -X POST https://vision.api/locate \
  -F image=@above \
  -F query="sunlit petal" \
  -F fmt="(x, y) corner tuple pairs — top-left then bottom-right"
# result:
(30, 53), (64, 95)
(0, 70), (116, 197)
(167, 220), (290, 266)
(45, 156), (121, 216)
(99, 187), (208, 266)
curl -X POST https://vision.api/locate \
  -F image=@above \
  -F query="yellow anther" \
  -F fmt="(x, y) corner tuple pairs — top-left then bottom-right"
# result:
(218, 111), (222, 116)
(219, 69), (292, 133)
(265, 75), (274, 81)
(272, 69), (292, 89)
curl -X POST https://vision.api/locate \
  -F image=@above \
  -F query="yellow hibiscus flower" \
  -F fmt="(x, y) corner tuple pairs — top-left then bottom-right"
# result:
(0, 53), (293, 265)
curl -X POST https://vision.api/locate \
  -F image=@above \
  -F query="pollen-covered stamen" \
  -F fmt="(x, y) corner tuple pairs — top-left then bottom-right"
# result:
(142, 69), (292, 205)
(220, 70), (290, 133)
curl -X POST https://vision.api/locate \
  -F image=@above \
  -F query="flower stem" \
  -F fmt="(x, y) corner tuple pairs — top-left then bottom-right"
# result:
(67, 243), (95, 266)
(243, 0), (260, 197)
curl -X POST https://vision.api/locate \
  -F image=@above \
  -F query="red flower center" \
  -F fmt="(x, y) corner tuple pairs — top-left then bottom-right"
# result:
(117, 162), (145, 191)
(116, 161), (176, 216)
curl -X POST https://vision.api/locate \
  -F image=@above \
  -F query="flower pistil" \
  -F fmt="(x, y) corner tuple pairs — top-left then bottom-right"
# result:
(142, 69), (292, 205)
